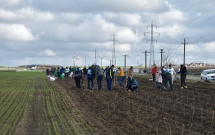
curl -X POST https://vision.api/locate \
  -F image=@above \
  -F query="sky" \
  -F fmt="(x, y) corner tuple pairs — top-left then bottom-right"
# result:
(0, 0), (215, 67)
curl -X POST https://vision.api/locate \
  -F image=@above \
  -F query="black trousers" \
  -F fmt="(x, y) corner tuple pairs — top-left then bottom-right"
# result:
(152, 74), (156, 82)
(74, 77), (81, 88)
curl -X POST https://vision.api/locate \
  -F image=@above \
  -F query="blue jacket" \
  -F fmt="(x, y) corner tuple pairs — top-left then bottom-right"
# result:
(128, 78), (138, 87)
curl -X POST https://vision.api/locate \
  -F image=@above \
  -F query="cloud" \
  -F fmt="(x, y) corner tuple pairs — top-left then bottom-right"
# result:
(0, 24), (36, 41)
(39, 49), (56, 56)
(104, 12), (142, 26)
(0, 8), (55, 22)
(32, 0), (168, 13)
(0, 0), (21, 7)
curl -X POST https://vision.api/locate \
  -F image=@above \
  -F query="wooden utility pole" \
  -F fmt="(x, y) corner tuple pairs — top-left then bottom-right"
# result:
(181, 38), (188, 65)
(142, 50), (150, 70)
(122, 54), (128, 69)
(160, 49), (164, 68)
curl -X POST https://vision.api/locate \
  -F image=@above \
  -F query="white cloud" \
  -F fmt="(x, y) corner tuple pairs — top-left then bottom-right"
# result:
(0, 0), (21, 7)
(0, 24), (36, 41)
(17, 8), (55, 22)
(117, 29), (140, 43)
(0, 8), (55, 22)
(59, 13), (82, 23)
(159, 24), (187, 38)
(39, 49), (56, 56)
(104, 12), (142, 26)
(0, 9), (18, 20)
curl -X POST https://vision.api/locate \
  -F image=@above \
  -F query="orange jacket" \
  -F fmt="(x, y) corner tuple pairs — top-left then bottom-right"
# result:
(152, 66), (157, 74)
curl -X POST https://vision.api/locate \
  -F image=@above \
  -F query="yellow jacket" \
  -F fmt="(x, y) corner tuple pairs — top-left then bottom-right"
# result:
(119, 68), (124, 76)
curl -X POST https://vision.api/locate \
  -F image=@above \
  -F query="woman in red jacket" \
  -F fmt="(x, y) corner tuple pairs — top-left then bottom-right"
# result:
(151, 65), (157, 82)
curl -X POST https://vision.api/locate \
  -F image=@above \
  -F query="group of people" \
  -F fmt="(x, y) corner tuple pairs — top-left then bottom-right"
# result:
(73, 65), (139, 92)
(151, 64), (187, 91)
(47, 64), (186, 92)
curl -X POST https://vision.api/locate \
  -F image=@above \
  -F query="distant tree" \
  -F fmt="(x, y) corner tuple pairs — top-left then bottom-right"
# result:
(162, 49), (178, 66)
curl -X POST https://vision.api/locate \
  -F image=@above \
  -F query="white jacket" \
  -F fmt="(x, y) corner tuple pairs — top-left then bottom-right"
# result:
(167, 67), (176, 75)
(156, 73), (163, 83)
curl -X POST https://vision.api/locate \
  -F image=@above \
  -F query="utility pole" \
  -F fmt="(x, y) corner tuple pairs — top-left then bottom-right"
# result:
(122, 54), (128, 69)
(85, 53), (86, 66)
(144, 21), (160, 67)
(181, 38), (188, 65)
(160, 49), (164, 68)
(101, 58), (102, 67)
(94, 49), (97, 65)
(110, 60), (111, 66)
(142, 50), (150, 70)
(109, 33), (118, 66)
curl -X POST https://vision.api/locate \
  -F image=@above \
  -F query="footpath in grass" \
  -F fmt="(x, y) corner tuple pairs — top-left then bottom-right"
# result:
(0, 72), (93, 135)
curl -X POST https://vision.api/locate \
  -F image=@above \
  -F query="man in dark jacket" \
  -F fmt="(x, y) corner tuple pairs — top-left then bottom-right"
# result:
(180, 64), (187, 90)
(82, 66), (87, 77)
(74, 73), (84, 89)
(106, 65), (114, 91)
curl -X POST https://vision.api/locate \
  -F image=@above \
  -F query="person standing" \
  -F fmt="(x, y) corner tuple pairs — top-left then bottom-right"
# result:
(107, 65), (114, 91)
(82, 66), (87, 77)
(65, 67), (70, 79)
(74, 73), (84, 89)
(46, 68), (50, 76)
(118, 67), (125, 87)
(180, 64), (187, 90)
(96, 66), (104, 90)
(87, 66), (94, 90)
(167, 64), (176, 84)
(104, 66), (109, 87)
(151, 65), (157, 82)
(162, 67), (173, 91)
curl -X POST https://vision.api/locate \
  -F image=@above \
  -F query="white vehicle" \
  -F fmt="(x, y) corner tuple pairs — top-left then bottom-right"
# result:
(201, 69), (215, 81)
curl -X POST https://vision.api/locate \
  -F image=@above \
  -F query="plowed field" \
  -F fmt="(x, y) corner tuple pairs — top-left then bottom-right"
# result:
(54, 76), (215, 135)
(0, 72), (215, 135)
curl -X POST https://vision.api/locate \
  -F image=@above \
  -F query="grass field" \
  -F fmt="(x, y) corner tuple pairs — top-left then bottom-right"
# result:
(0, 72), (93, 135)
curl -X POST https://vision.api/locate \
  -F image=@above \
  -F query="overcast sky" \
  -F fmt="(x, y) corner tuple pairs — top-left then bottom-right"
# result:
(0, 0), (215, 67)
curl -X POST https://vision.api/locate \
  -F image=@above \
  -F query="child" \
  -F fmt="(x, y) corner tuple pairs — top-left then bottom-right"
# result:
(156, 70), (163, 90)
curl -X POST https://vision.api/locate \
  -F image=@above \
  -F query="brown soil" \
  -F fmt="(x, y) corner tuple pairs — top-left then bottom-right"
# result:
(53, 76), (215, 135)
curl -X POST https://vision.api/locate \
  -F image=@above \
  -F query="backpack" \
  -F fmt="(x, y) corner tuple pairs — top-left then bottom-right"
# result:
(87, 68), (92, 76)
